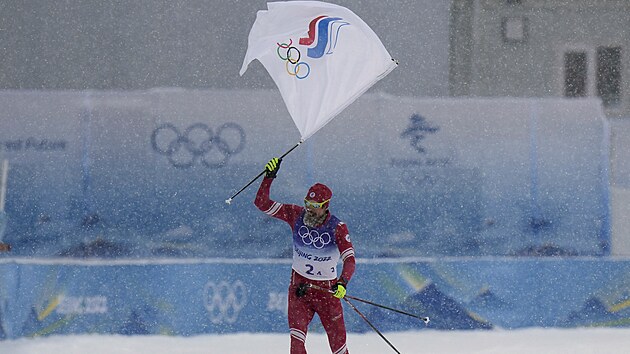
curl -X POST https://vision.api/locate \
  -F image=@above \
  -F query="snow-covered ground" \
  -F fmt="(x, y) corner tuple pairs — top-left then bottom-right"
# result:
(2, 328), (630, 354)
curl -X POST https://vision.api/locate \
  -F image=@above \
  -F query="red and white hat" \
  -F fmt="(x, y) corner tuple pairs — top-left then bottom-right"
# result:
(305, 183), (332, 203)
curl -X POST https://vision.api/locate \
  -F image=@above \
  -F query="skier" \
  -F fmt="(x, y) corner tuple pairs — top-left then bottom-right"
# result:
(254, 157), (355, 354)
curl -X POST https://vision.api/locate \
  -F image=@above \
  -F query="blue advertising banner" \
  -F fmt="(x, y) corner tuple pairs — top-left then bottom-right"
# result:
(0, 90), (609, 258)
(1, 258), (630, 339)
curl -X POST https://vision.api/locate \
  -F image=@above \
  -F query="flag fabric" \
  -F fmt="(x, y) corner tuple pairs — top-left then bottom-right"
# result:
(240, 1), (397, 142)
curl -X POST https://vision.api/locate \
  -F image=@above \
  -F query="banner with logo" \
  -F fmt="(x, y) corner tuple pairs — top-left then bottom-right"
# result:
(0, 90), (609, 258)
(2, 258), (630, 339)
(240, 1), (397, 141)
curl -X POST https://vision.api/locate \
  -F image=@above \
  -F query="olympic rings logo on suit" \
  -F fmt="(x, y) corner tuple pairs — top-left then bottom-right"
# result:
(151, 122), (245, 169)
(203, 280), (248, 324)
(298, 225), (331, 249)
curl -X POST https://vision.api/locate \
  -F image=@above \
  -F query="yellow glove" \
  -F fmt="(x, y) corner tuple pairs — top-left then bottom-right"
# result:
(332, 282), (346, 299)
(264, 157), (281, 178)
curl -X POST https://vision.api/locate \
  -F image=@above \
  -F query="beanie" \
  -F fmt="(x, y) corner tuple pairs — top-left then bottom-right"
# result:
(305, 183), (332, 203)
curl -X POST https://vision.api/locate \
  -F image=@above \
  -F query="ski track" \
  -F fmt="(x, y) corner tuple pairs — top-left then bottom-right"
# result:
(2, 328), (630, 354)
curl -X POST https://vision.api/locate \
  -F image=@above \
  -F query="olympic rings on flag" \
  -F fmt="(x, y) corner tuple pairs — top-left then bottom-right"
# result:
(151, 122), (245, 169)
(277, 40), (311, 79)
(298, 225), (332, 249)
(204, 280), (248, 324)
(277, 39), (300, 63)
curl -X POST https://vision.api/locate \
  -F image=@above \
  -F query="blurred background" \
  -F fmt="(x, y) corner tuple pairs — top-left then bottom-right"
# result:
(1, 0), (630, 340)
(0, 0), (628, 259)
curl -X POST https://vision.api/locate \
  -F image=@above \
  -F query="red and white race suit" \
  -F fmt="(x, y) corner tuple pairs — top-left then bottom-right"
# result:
(255, 177), (355, 354)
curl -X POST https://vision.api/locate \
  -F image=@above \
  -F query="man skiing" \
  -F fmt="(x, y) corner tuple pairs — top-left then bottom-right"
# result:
(254, 157), (355, 354)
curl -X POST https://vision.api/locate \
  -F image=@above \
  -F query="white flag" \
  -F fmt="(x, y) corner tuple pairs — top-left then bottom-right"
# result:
(240, 1), (397, 141)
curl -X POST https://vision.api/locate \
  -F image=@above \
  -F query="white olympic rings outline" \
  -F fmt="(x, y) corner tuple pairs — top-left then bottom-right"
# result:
(151, 122), (245, 169)
(203, 280), (248, 324)
(298, 225), (332, 249)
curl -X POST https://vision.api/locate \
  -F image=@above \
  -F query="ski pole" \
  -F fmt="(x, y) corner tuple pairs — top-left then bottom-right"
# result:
(307, 284), (430, 325)
(346, 294), (429, 325)
(343, 297), (401, 354)
(225, 141), (302, 204)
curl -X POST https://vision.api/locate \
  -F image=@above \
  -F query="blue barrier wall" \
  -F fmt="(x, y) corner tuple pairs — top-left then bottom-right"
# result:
(1, 258), (630, 339)
(0, 90), (609, 258)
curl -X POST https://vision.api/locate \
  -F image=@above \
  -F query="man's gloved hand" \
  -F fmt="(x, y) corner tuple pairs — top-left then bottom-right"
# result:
(332, 281), (346, 299)
(296, 283), (308, 298)
(265, 157), (282, 178)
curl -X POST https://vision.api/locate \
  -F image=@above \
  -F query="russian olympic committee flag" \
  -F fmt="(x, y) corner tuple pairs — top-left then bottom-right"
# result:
(240, 1), (397, 142)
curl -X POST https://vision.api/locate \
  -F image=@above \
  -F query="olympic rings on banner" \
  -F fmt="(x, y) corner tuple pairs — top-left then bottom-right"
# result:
(151, 122), (245, 169)
(298, 225), (332, 249)
(277, 40), (311, 79)
(204, 280), (248, 324)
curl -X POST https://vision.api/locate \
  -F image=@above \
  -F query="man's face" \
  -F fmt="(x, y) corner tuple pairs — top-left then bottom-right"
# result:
(305, 204), (327, 218)
(304, 198), (329, 218)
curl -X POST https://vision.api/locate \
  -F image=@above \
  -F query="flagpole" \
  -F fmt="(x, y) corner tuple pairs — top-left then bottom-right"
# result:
(225, 140), (303, 204)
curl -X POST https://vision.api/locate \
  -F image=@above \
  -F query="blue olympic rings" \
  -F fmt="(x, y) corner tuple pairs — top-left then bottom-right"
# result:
(151, 122), (245, 169)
